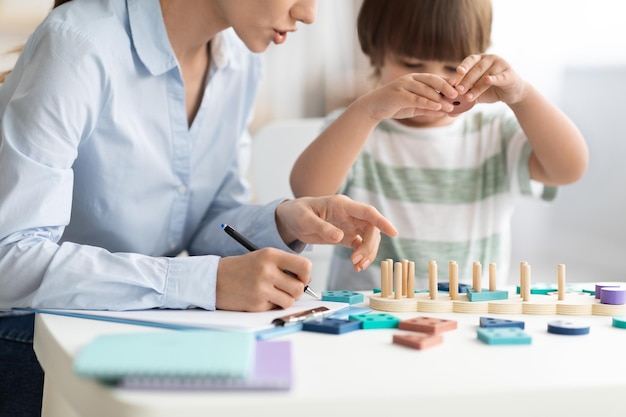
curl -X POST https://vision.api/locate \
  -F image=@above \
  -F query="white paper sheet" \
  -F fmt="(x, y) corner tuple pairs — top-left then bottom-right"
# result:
(18, 299), (348, 333)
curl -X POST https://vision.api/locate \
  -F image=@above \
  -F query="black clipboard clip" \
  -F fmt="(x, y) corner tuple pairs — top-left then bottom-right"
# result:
(271, 306), (331, 327)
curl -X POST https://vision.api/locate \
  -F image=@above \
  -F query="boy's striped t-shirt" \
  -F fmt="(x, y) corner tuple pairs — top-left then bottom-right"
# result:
(326, 108), (556, 291)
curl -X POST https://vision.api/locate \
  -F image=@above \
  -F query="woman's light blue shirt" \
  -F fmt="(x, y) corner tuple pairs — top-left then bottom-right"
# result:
(0, 0), (291, 311)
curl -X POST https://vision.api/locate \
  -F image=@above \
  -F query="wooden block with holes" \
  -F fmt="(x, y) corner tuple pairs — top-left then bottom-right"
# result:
(321, 290), (364, 304)
(398, 316), (457, 334)
(477, 327), (532, 345)
(393, 333), (443, 350)
(349, 313), (400, 329)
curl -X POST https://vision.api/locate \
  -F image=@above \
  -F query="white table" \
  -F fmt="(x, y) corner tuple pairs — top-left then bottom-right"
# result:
(34, 294), (626, 417)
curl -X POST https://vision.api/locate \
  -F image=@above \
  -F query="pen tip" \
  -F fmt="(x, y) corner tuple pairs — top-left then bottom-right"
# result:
(306, 287), (321, 300)
(220, 223), (226, 229)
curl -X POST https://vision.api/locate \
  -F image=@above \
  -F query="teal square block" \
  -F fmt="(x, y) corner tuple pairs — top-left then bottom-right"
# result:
(348, 313), (400, 329)
(466, 288), (509, 302)
(477, 327), (532, 345)
(322, 291), (364, 304)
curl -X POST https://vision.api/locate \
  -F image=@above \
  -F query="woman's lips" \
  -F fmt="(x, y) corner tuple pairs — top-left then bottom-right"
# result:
(273, 30), (287, 44)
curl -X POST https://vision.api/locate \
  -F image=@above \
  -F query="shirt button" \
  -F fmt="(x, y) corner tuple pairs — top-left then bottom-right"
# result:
(177, 185), (187, 195)
(169, 242), (177, 251)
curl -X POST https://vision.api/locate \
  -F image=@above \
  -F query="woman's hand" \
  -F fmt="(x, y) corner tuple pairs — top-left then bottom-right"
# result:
(275, 195), (397, 272)
(216, 248), (311, 312)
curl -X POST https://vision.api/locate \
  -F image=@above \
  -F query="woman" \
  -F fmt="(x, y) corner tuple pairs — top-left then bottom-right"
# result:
(0, 1), (397, 415)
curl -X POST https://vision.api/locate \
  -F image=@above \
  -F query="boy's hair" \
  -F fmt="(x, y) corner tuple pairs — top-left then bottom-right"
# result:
(357, 0), (492, 78)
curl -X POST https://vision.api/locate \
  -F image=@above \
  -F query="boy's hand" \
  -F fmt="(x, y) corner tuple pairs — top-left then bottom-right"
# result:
(358, 73), (457, 121)
(448, 54), (529, 106)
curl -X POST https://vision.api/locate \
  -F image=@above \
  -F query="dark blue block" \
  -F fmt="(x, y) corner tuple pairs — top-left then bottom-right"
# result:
(302, 318), (362, 334)
(437, 282), (470, 293)
(479, 317), (525, 329)
(547, 320), (590, 335)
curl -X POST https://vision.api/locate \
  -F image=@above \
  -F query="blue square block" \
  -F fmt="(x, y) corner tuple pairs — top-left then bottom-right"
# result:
(302, 318), (362, 334)
(477, 327), (532, 345)
(322, 291), (364, 304)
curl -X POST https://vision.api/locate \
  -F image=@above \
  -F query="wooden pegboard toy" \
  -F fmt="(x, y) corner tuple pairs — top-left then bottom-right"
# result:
(369, 259), (626, 316)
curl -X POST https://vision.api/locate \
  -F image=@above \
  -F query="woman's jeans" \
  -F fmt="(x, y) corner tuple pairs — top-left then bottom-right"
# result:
(0, 313), (44, 417)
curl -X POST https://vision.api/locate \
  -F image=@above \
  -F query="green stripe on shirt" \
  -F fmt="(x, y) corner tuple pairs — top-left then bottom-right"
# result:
(351, 151), (510, 204)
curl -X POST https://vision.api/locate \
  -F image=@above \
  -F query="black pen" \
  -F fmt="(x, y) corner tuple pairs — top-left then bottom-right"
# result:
(221, 223), (321, 299)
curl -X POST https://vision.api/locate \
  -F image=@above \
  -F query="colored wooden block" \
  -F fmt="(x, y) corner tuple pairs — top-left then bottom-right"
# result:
(466, 288), (508, 302)
(398, 316), (457, 334)
(516, 283), (594, 296)
(479, 317), (525, 329)
(595, 282), (623, 299)
(321, 290), (364, 304)
(547, 320), (590, 335)
(393, 333), (443, 350)
(437, 282), (471, 294)
(349, 313), (400, 329)
(612, 316), (626, 329)
(600, 287), (626, 305)
(302, 318), (362, 335)
(477, 327), (531, 345)
(516, 283), (557, 295)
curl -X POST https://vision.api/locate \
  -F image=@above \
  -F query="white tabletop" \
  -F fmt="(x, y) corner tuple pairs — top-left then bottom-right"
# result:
(34, 293), (626, 417)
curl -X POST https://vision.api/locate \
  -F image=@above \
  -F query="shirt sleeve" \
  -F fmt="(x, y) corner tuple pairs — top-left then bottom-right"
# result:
(0, 23), (217, 311)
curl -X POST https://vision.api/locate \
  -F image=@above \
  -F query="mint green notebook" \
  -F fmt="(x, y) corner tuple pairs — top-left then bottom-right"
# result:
(73, 330), (255, 382)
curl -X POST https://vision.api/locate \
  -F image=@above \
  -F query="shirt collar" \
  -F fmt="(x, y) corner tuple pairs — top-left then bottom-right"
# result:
(127, 0), (178, 75)
(127, 0), (230, 75)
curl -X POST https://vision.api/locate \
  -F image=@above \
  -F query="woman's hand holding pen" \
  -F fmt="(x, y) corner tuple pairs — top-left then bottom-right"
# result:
(216, 249), (312, 312)
(275, 195), (398, 272)
(215, 195), (397, 312)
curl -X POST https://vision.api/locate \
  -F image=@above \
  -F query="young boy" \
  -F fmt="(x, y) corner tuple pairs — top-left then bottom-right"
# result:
(290, 0), (588, 290)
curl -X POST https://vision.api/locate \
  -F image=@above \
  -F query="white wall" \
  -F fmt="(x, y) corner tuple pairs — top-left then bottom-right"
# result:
(0, 0), (51, 33)
(489, 0), (626, 283)
(490, 0), (626, 101)
(510, 67), (626, 283)
(2, 0), (625, 285)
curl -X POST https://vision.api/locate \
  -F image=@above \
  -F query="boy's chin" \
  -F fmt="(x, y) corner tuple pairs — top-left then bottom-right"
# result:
(400, 114), (455, 128)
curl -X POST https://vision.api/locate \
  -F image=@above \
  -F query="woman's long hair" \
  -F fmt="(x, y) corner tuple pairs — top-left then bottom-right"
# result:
(0, 0), (71, 83)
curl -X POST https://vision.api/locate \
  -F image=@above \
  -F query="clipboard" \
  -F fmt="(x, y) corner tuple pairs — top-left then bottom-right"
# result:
(16, 299), (349, 334)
